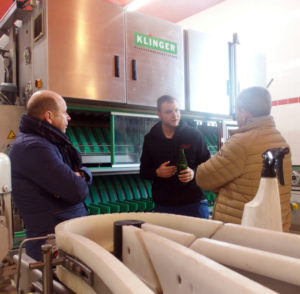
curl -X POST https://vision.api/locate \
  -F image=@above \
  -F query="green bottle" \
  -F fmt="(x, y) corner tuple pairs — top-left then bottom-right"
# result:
(177, 147), (188, 173)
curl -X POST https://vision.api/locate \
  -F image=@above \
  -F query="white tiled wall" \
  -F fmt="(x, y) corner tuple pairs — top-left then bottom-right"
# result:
(179, 0), (300, 164)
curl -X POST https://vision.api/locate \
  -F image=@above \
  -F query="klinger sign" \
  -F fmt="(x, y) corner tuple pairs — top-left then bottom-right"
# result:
(134, 32), (177, 55)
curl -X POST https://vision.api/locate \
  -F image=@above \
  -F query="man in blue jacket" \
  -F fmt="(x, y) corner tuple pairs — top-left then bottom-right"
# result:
(10, 90), (92, 260)
(140, 95), (210, 218)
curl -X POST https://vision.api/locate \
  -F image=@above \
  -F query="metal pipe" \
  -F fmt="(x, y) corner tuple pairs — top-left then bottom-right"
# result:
(16, 234), (55, 293)
(110, 114), (115, 165)
(113, 219), (144, 260)
(229, 32), (239, 115)
(41, 244), (53, 294)
(266, 78), (274, 89)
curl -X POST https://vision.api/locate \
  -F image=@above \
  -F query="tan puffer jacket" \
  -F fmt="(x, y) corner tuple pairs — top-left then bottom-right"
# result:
(196, 116), (292, 232)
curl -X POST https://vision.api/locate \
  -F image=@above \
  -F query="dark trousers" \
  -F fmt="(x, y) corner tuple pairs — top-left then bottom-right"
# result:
(154, 199), (209, 219)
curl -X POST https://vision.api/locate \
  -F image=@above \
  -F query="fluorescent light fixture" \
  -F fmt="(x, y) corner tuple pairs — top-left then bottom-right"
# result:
(125, 0), (151, 12)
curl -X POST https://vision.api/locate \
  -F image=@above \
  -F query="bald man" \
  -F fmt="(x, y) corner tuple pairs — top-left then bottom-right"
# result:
(10, 90), (92, 260)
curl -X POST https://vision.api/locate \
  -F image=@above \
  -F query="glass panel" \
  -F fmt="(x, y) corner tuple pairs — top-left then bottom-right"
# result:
(185, 118), (220, 156)
(66, 110), (112, 166)
(114, 115), (159, 164)
(187, 32), (230, 115)
(33, 12), (44, 42)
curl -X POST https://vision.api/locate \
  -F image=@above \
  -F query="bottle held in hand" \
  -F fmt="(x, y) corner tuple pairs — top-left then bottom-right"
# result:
(177, 147), (188, 174)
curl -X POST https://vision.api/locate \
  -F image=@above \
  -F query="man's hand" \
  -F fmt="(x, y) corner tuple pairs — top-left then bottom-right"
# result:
(156, 161), (176, 178)
(178, 167), (194, 183)
(74, 171), (82, 177)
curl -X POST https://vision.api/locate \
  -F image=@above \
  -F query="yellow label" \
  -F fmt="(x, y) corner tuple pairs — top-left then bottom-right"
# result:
(7, 130), (16, 139)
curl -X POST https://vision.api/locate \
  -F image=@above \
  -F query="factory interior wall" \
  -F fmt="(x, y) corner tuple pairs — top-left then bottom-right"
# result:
(179, 0), (300, 165)
(0, 0), (12, 19)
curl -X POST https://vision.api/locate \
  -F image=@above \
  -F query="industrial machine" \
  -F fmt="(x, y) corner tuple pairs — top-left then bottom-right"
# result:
(0, 153), (13, 261)
(13, 213), (300, 293)
(291, 170), (300, 232)
(0, 0), (224, 227)
(65, 106), (220, 216)
(0, 153), (15, 292)
(0, 0), (233, 291)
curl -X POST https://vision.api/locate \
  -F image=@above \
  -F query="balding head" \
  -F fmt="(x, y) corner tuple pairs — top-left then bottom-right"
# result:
(27, 90), (63, 119)
(26, 90), (70, 133)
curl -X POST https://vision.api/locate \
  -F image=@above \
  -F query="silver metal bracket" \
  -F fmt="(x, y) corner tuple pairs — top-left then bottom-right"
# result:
(59, 250), (94, 286)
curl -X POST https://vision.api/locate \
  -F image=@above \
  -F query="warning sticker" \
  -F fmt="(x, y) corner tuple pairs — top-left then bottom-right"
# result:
(7, 130), (16, 139)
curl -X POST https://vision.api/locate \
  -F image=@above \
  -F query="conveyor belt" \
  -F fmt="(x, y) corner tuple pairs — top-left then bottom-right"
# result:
(83, 126), (101, 153)
(92, 127), (110, 153)
(115, 130), (126, 153)
(67, 125), (142, 156)
(112, 177), (138, 211)
(67, 126), (111, 154)
(85, 174), (154, 215)
(102, 128), (111, 147)
(66, 127), (81, 152)
(74, 126), (91, 153)
(203, 133), (218, 155)
(126, 174), (154, 211)
(86, 183), (112, 214)
(87, 185), (213, 216)
(114, 130), (134, 153)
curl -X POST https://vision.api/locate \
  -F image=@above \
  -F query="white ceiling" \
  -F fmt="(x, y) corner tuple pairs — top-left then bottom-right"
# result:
(105, 0), (226, 22)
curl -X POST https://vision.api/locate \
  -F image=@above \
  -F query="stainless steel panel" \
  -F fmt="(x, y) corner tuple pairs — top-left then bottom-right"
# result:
(33, 2), (48, 92)
(126, 11), (185, 108)
(47, 0), (125, 102)
(18, 14), (33, 102)
(33, 35), (48, 91)
(0, 105), (25, 153)
(185, 30), (230, 115)
(18, 2), (46, 102)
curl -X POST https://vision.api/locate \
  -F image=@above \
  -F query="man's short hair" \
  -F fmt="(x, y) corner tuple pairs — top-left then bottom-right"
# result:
(157, 95), (177, 111)
(236, 86), (272, 117)
(27, 92), (59, 119)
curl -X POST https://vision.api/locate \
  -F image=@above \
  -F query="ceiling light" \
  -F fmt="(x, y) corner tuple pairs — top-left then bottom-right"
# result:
(125, 0), (151, 12)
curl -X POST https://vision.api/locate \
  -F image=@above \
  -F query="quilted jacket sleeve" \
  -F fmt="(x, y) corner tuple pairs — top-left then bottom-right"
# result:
(195, 134), (246, 191)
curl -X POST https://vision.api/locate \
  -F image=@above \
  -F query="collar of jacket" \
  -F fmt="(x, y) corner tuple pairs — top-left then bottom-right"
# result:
(230, 115), (275, 136)
(150, 120), (187, 139)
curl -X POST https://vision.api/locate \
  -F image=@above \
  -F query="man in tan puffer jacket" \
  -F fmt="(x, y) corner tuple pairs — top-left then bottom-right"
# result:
(196, 87), (292, 231)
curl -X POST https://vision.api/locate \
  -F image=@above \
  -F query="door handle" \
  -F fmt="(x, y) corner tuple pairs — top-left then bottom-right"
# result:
(132, 59), (137, 80)
(114, 55), (120, 77)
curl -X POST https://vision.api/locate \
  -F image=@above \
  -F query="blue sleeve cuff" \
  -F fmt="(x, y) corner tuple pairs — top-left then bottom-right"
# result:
(79, 167), (93, 185)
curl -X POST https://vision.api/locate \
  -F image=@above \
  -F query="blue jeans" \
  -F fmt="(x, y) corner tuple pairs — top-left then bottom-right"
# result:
(154, 199), (209, 219)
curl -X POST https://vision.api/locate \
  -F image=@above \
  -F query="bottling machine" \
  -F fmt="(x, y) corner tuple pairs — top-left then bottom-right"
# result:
(0, 0), (224, 232)
(64, 105), (220, 216)
(0, 0), (240, 292)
